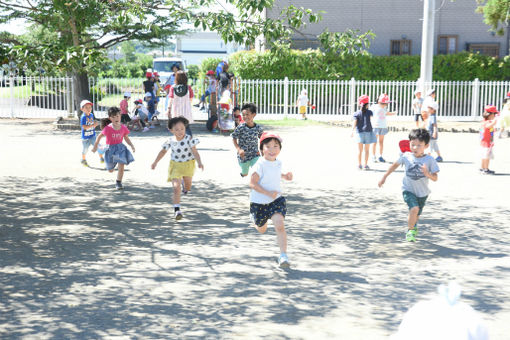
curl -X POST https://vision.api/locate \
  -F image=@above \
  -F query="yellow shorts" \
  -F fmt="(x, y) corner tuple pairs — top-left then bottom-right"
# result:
(499, 115), (510, 129)
(299, 106), (307, 114)
(168, 159), (195, 181)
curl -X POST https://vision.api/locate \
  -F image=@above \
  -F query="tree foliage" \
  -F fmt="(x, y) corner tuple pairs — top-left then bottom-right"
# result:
(476, 0), (510, 35)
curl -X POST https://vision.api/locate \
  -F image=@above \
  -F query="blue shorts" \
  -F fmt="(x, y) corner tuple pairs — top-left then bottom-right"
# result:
(250, 196), (287, 227)
(82, 135), (97, 154)
(374, 128), (389, 136)
(355, 131), (376, 144)
(403, 191), (428, 216)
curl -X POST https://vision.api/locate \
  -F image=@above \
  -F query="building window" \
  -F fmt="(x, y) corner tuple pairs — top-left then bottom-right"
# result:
(467, 43), (500, 57)
(390, 40), (412, 55)
(438, 35), (458, 54)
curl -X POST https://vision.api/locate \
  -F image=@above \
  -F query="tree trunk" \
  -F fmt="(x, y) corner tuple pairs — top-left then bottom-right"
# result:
(73, 71), (90, 119)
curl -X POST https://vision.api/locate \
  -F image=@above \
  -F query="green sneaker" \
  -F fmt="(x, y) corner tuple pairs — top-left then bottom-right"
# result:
(406, 229), (417, 242)
(81, 159), (89, 167)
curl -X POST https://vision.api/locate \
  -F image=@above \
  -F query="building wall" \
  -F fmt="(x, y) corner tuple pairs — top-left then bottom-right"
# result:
(177, 32), (244, 66)
(267, 0), (508, 57)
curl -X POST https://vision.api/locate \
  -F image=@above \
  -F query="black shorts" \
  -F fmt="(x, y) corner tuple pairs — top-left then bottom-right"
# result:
(250, 196), (287, 227)
(414, 114), (423, 122)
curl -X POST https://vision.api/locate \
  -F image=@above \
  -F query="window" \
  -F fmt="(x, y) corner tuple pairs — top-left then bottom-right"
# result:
(390, 40), (412, 55)
(467, 43), (500, 57)
(438, 35), (458, 54)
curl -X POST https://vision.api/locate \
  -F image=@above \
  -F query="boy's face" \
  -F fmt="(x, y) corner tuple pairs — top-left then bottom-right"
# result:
(170, 122), (186, 139)
(242, 109), (256, 125)
(262, 139), (281, 161)
(415, 92), (421, 98)
(410, 139), (428, 157)
(82, 104), (92, 115)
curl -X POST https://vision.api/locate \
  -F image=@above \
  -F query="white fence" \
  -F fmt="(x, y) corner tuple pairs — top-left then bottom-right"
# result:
(1, 76), (509, 121)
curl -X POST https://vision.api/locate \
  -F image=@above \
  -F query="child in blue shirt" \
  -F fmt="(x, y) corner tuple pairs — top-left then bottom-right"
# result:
(79, 99), (103, 166)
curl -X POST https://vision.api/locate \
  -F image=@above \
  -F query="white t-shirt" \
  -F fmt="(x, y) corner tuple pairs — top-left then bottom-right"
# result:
(370, 104), (388, 128)
(250, 158), (282, 204)
(412, 97), (424, 115)
(422, 96), (436, 114)
(297, 94), (309, 107)
(161, 135), (199, 162)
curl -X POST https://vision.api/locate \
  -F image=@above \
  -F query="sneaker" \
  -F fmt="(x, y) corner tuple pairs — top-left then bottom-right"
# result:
(358, 165), (362, 170)
(406, 229), (417, 242)
(278, 253), (290, 268)
(81, 159), (88, 167)
(100, 158), (105, 164)
(115, 181), (124, 190)
(200, 107), (206, 111)
(364, 165), (370, 170)
(436, 156), (443, 162)
(193, 103), (200, 107)
(373, 156), (378, 163)
(142, 127), (150, 132)
(378, 156), (386, 163)
(482, 169), (495, 175)
(174, 210), (183, 220)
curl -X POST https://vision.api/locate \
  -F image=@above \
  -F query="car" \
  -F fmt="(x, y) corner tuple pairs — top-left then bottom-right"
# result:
(153, 57), (186, 85)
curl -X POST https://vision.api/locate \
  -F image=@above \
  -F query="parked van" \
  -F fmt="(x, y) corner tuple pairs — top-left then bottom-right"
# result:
(152, 57), (186, 85)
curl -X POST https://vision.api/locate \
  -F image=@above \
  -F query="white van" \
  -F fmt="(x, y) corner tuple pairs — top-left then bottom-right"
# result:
(153, 57), (186, 85)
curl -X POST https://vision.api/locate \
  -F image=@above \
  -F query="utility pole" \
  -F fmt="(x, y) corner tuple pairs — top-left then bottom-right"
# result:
(419, 0), (435, 91)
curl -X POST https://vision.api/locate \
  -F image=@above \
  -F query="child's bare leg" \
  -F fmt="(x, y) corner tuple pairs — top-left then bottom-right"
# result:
(408, 207), (419, 230)
(117, 163), (125, 181)
(357, 143), (363, 166)
(254, 223), (268, 234)
(172, 179), (181, 204)
(378, 135), (385, 156)
(364, 144), (370, 166)
(481, 158), (489, 169)
(372, 140), (377, 157)
(272, 213), (287, 254)
(183, 176), (193, 192)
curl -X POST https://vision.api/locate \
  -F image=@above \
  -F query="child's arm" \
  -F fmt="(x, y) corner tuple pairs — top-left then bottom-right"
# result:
(378, 161), (400, 187)
(124, 135), (135, 153)
(432, 123), (438, 139)
(232, 138), (245, 159)
(82, 121), (98, 130)
(151, 149), (167, 169)
(282, 172), (293, 181)
(422, 164), (438, 182)
(486, 119), (499, 129)
(351, 118), (357, 137)
(191, 146), (204, 170)
(91, 133), (104, 153)
(249, 172), (279, 200)
(386, 110), (397, 116)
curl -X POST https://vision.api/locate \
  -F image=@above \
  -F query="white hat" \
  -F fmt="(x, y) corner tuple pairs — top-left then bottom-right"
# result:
(144, 92), (152, 97)
(426, 89), (436, 96)
(80, 99), (93, 108)
(124, 91), (131, 97)
(414, 89), (422, 95)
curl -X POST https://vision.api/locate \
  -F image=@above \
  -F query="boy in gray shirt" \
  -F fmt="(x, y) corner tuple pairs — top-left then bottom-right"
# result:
(378, 129), (440, 242)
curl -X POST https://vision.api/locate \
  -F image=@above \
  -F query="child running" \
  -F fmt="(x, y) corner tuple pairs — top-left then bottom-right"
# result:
(378, 129), (439, 242)
(249, 132), (293, 268)
(480, 105), (499, 175)
(79, 99), (104, 166)
(151, 117), (204, 220)
(371, 93), (396, 163)
(92, 107), (135, 190)
(351, 95), (376, 170)
(231, 103), (264, 177)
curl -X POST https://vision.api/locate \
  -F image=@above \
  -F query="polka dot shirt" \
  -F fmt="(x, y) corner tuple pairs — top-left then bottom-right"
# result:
(162, 135), (199, 162)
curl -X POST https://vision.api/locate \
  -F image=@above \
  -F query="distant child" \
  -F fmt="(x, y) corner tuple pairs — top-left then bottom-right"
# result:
(249, 132), (293, 268)
(168, 70), (194, 136)
(231, 103), (264, 177)
(79, 99), (103, 166)
(480, 105), (499, 175)
(151, 117), (204, 220)
(421, 89), (437, 126)
(145, 92), (156, 129)
(131, 99), (150, 132)
(371, 93), (396, 163)
(232, 106), (244, 127)
(92, 107), (135, 190)
(195, 70), (217, 111)
(497, 92), (510, 138)
(120, 92), (131, 124)
(378, 128), (439, 242)
(351, 95), (376, 170)
(426, 101), (443, 162)
(412, 90), (424, 127)
(296, 89), (311, 120)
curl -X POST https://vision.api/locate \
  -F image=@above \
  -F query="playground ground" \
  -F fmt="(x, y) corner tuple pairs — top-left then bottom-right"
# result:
(1, 118), (509, 339)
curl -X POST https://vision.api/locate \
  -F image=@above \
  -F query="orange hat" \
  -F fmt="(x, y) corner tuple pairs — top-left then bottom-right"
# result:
(378, 93), (390, 104)
(259, 132), (282, 146)
(484, 105), (499, 113)
(358, 95), (369, 106)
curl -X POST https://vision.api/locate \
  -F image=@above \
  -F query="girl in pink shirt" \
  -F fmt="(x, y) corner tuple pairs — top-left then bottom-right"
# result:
(92, 107), (135, 190)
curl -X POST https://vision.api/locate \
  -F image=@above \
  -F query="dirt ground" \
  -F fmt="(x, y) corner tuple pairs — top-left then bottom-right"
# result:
(1, 118), (510, 339)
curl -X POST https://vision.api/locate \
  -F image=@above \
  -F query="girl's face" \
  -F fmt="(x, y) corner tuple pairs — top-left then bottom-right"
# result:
(170, 122), (186, 139)
(262, 139), (281, 161)
(110, 113), (121, 124)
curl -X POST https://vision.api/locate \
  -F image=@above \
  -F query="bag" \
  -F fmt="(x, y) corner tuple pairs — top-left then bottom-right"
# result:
(173, 84), (188, 97)
(206, 114), (218, 131)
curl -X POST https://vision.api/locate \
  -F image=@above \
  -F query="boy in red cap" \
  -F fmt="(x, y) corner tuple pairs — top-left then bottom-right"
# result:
(480, 105), (499, 175)
(249, 132), (293, 268)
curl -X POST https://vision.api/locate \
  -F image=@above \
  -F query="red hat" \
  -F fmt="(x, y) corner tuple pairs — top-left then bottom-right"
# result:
(506, 91), (510, 99)
(134, 99), (143, 104)
(378, 93), (390, 104)
(358, 95), (369, 106)
(145, 71), (152, 78)
(399, 140), (411, 153)
(484, 105), (499, 113)
(206, 70), (214, 76)
(259, 132), (282, 146)
(153, 72), (159, 77)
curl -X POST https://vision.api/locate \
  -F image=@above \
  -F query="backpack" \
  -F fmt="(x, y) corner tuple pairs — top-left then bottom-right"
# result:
(206, 114), (218, 131)
(173, 84), (188, 97)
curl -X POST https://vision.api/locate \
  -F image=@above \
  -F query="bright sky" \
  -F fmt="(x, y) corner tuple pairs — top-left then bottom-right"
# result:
(0, 19), (28, 35)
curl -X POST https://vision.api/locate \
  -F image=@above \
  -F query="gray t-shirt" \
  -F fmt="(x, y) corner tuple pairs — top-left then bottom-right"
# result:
(398, 153), (440, 197)
(412, 97), (424, 115)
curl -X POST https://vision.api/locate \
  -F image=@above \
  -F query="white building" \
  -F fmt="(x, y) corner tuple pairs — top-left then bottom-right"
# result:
(176, 32), (245, 66)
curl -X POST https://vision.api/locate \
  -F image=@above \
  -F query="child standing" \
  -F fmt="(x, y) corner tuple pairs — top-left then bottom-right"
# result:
(351, 95), (376, 170)
(168, 70), (194, 136)
(497, 93), (510, 138)
(371, 93), (396, 163)
(79, 99), (103, 166)
(412, 90), (424, 128)
(151, 117), (204, 220)
(378, 129), (439, 242)
(92, 107), (135, 190)
(249, 132), (293, 268)
(120, 92), (131, 124)
(480, 105), (499, 175)
(426, 101), (443, 162)
(231, 103), (264, 177)
(232, 106), (244, 127)
(296, 89), (311, 120)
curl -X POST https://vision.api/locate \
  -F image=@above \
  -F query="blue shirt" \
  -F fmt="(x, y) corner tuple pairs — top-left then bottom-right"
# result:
(216, 61), (225, 78)
(427, 114), (438, 140)
(353, 109), (374, 133)
(80, 113), (96, 140)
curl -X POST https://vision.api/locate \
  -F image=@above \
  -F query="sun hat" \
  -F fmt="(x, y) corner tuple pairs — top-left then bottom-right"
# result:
(426, 89), (436, 96)
(358, 95), (369, 106)
(80, 99), (93, 108)
(378, 93), (390, 104)
(259, 132), (282, 146)
(123, 91), (131, 97)
(484, 105), (499, 113)
(414, 89), (422, 95)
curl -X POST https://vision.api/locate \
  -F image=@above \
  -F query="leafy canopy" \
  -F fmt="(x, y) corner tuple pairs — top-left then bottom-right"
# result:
(476, 0), (510, 35)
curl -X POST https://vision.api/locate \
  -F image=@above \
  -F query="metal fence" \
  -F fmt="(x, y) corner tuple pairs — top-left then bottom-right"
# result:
(1, 75), (509, 120)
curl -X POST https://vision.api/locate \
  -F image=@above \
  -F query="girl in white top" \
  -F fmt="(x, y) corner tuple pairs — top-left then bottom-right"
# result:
(371, 93), (396, 163)
(296, 89), (311, 120)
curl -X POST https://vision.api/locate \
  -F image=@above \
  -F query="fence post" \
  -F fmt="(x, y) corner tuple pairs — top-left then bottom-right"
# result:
(9, 74), (15, 118)
(349, 77), (356, 115)
(283, 77), (289, 118)
(471, 78), (480, 119)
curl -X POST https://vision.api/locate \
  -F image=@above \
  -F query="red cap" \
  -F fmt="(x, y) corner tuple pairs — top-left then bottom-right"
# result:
(399, 140), (411, 153)
(358, 95), (369, 106)
(153, 72), (159, 77)
(134, 99), (143, 104)
(259, 132), (282, 146)
(484, 105), (499, 113)
(206, 70), (214, 76)
(145, 72), (152, 78)
(378, 93), (390, 104)
(311, 105), (316, 109)
(506, 91), (510, 99)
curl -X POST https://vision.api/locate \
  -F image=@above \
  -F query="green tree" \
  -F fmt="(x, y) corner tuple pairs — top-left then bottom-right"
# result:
(476, 0), (510, 35)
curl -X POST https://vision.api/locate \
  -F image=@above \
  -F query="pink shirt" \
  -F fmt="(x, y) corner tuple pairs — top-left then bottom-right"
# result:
(119, 99), (128, 115)
(102, 124), (129, 145)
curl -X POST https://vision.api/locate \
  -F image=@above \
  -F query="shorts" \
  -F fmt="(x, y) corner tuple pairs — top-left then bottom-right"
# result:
(299, 106), (307, 114)
(414, 114), (423, 122)
(499, 115), (510, 129)
(250, 196), (287, 227)
(82, 135), (97, 154)
(355, 131), (376, 144)
(429, 139), (440, 153)
(403, 191), (428, 216)
(373, 128), (389, 136)
(480, 146), (494, 160)
(239, 156), (259, 175)
(168, 159), (196, 181)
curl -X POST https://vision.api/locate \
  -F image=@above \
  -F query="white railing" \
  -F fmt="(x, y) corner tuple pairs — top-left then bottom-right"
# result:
(1, 76), (509, 121)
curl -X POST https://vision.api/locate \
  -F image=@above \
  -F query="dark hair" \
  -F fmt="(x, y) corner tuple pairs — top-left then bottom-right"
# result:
(172, 64), (180, 71)
(408, 128), (430, 144)
(175, 71), (188, 85)
(100, 106), (121, 128)
(361, 103), (369, 113)
(241, 103), (257, 114)
(233, 106), (240, 112)
(482, 111), (495, 120)
(168, 116), (189, 130)
(259, 137), (282, 154)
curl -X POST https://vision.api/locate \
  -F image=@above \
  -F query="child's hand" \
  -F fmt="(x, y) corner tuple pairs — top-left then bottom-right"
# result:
(91, 146), (97, 153)
(283, 172), (293, 181)
(131, 145), (136, 153)
(198, 162), (204, 170)
(378, 178), (386, 188)
(268, 191), (279, 199)
(422, 164), (430, 177)
(432, 132), (437, 139)
(238, 148), (245, 160)
(151, 162), (157, 170)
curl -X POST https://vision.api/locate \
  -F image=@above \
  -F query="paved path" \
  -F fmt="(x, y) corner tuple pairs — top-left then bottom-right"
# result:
(1, 119), (509, 339)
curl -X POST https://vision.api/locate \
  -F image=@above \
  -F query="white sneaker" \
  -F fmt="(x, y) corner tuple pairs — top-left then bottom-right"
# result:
(149, 125), (155, 129)
(143, 127), (150, 132)
(174, 210), (183, 220)
(278, 253), (290, 268)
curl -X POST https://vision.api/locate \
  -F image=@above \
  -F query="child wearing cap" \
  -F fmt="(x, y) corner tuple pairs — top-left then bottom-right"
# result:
(426, 100), (443, 162)
(120, 92), (131, 124)
(79, 99), (104, 166)
(497, 92), (510, 138)
(131, 99), (150, 132)
(351, 95), (376, 170)
(195, 70), (217, 111)
(249, 132), (293, 268)
(480, 105), (499, 175)
(231, 103), (263, 177)
(296, 89), (311, 120)
(412, 90), (424, 128)
(421, 89), (436, 127)
(378, 128), (439, 242)
(370, 93), (396, 163)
